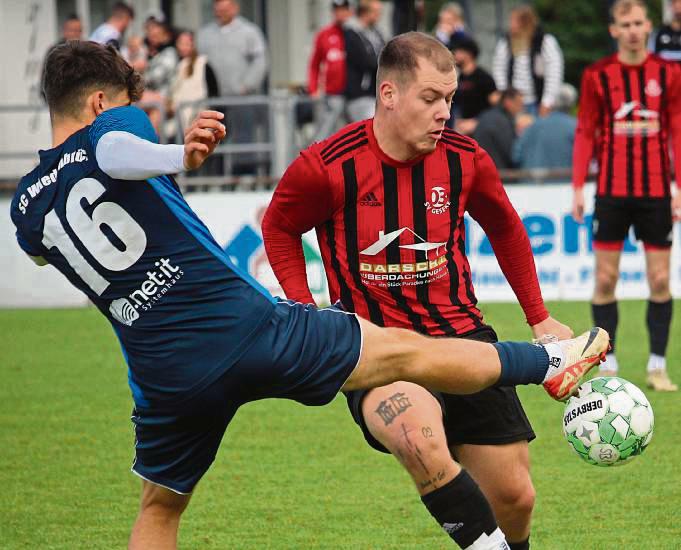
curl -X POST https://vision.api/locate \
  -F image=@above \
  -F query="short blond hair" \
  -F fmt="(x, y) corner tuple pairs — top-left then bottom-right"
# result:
(610, 0), (648, 21)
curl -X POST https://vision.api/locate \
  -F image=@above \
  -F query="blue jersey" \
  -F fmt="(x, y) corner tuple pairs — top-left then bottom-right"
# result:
(10, 106), (276, 406)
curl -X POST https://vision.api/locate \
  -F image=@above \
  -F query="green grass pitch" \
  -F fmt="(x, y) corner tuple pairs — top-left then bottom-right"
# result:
(1, 300), (680, 548)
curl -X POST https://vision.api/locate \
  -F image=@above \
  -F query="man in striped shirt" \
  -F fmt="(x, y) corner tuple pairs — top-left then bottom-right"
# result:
(264, 32), (573, 550)
(572, 0), (681, 391)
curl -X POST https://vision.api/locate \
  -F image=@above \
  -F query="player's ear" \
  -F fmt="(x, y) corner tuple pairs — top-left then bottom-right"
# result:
(608, 23), (618, 40)
(92, 91), (107, 116)
(379, 80), (397, 110)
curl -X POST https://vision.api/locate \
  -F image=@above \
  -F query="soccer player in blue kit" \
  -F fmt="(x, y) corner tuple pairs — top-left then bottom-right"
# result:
(10, 41), (609, 548)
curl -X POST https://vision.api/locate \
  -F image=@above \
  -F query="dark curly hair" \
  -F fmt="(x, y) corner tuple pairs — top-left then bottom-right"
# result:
(42, 40), (143, 118)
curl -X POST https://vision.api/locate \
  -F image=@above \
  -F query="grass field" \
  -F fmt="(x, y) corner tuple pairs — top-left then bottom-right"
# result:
(1, 300), (680, 549)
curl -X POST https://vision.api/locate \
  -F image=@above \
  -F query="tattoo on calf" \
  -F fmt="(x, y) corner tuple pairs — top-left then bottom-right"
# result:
(374, 392), (412, 426)
(419, 469), (447, 491)
(422, 426), (434, 438)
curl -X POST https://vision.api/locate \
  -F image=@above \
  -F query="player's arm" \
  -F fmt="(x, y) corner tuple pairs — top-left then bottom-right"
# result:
(262, 151), (335, 305)
(572, 68), (601, 222)
(467, 147), (556, 332)
(90, 106), (226, 180)
(666, 64), (681, 221)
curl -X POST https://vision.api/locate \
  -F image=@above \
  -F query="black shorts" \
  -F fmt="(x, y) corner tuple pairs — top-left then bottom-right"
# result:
(592, 196), (673, 249)
(344, 325), (535, 454)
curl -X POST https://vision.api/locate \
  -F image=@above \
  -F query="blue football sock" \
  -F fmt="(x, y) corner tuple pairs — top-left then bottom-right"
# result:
(493, 341), (549, 386)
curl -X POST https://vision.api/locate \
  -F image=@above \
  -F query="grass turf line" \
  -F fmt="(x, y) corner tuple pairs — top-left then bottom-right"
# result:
(1, 300), (679, 548)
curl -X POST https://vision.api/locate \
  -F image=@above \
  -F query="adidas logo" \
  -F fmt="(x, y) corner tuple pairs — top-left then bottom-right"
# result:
(442, 522), (464, 534)
(360, 192), (381, 207)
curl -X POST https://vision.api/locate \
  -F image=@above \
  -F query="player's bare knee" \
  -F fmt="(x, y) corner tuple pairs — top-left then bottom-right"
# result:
(647, 268), (670, 297)
(594, 269), (618, 296)
(140, 483), (190, 518)
(490, 479), (535, 518)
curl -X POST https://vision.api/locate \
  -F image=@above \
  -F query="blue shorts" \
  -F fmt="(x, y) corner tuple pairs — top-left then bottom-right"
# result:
(131, 300), (363, 494)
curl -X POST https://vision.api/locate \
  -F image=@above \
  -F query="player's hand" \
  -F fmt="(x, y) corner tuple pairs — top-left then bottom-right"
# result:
(672, 192), (681, 222)
(531, 316), (574, 341)
(183, 110), (227, 171)
(572, 187), (585, 223)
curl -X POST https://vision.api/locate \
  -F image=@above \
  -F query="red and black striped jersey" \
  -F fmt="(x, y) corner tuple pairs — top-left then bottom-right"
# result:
(573, 53), (681, 198)
(263, 120), (548, 336)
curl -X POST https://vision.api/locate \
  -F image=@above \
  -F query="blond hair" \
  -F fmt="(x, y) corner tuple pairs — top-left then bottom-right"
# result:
(509, 5), (538, 55)
(610, 0), (648, 21)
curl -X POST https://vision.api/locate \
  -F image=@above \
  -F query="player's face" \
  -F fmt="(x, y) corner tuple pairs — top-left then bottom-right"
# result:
(610, 6), (652, 54)
(394, 60), (456, 155)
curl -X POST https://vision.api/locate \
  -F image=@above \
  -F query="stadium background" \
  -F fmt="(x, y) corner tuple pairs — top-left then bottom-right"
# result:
(1, 0), (680, 548)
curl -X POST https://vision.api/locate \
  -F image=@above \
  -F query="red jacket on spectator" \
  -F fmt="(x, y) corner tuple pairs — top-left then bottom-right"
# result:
(308, 23), (346, 96)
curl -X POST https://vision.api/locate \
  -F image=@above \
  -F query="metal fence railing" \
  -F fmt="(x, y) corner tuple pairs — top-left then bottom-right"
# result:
(0, 95), (587, 192)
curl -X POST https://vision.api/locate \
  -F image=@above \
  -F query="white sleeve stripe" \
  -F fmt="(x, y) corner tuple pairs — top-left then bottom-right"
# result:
(95, 131), (185, 181)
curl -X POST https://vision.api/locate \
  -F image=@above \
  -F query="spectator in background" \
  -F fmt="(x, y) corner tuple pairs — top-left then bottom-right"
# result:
(197, 0), (269, 174)
(473, 88), (524, 170)
(492, 5), (563, 117)
(308, 0), (353, 140)
(651, 0), (681, 62)
(513, 83), (577, 171)
(451, 37), (498, 135)
(343, 0), (385, 121)
(167, 30), (220, 140)
(89, 1), (134, 50)
(61, 14), (83, 42)
(197, 0), (268, 97)
(139, 18), (178, 135)
(433, 2), (468, 50)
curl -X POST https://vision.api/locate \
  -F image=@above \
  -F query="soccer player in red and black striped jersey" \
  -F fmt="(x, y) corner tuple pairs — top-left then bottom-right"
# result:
(263, 32), (575, 549)
(572, 0), (681, 392)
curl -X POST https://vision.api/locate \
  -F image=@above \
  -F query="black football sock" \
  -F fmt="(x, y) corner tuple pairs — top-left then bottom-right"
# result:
(647, 299), (672, 357)
(421, 469), (504, 548)
(592, 301), (618, 354)
(509, 537), (530, 549)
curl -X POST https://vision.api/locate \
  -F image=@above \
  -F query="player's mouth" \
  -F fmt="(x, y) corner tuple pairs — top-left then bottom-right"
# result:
(428, 129), (444, 139)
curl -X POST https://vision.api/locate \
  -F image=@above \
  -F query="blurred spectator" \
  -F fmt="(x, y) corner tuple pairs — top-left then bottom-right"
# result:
(143, 19), (178, 97)
(343, 0), (385, 121)
(451, 37), (497, 135)
(61, 14), (83, 42)
(308, 0), (353, 140)
(197, 0), (269, 174)
(392, 0), (423, 35)
(197, 0), (268, 96)
(139, 19), (178, 135)
(473, 88), (524, 170)
(167, 30), (220, 139)
(492, 5), (563, 117)
(89, 1), (134, 50)
(651, 0), (681, 62)
(433, 2), (469, 50)
(121, 35), (148, 73)
(513, 83), (577, 170)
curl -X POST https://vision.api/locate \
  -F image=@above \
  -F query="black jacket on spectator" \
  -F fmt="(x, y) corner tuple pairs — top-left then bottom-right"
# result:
(343, 25), (383, 100)
(473, 105), (516, 170)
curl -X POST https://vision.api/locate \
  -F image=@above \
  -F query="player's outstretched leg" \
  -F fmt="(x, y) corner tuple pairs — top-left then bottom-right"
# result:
(129, 480), (191, 550)
(343, 321), (609, 402)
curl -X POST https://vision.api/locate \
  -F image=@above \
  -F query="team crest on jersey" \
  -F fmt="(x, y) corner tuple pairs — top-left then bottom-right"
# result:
(645, 79), (662, 97)
(424, 186), (451, 214)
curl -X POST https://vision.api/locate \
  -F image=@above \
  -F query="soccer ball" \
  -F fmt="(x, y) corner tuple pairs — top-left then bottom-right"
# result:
(563, 377), (654, 466)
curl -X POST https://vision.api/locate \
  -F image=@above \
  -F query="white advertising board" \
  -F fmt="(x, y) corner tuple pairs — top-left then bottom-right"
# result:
(2, 184), (679, 308)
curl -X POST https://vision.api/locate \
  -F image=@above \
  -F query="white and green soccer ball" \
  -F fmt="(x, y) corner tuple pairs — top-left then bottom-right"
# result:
(563, 377), (654, 466)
